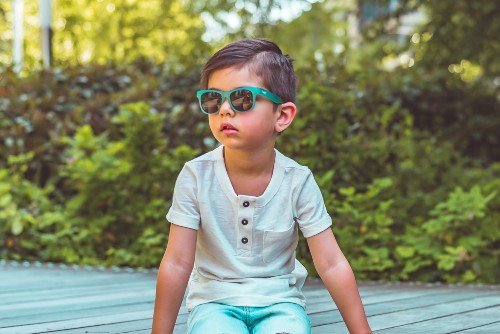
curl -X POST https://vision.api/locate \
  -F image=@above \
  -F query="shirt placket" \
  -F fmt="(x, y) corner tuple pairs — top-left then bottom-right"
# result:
(236, 197), (254, 257)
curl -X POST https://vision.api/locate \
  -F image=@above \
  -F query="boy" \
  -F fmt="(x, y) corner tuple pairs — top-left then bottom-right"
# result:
(152, 39), (371, 334)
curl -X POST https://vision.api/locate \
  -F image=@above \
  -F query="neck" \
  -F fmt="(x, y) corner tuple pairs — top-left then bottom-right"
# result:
(222, 146), (276, 197)
(223, 147), (275, 176)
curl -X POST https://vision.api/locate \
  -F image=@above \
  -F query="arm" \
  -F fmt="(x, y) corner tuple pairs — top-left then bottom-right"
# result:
(307, 229), (372, 334)
(152, 224), (197, 334)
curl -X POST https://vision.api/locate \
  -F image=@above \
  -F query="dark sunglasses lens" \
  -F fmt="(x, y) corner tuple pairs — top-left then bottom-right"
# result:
(230, 89), (254, 111)
(201, 92), (222, 114)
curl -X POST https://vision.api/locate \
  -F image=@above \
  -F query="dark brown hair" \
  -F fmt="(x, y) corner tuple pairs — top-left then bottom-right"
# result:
(200, 39), (297, 103)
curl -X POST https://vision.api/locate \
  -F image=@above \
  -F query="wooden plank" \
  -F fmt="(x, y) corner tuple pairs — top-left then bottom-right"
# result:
(173, 323), (188, 334)
(20, 312), (187, 334)
(0, 310), (153, 334)
(0, 280), (155, 305)
(1, 302), (153, 328)
(0, 270), (155, 294)
(313, 294), (500, 334)
(455, 321), (500, 333)
(53, 319), (161, 334)
(0, 277), (153, 296)
(0, 286), (156, 315)
(308, 289), (493, 328)
(378, 305), (500, 334)
(1, 296), (155, 327)
(307, 285), (480, 315)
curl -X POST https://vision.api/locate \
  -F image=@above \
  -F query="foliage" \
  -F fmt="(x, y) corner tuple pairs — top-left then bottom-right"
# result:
(0, 59), (210, 185)
(409, 0), (499, 81)
(332, 177), (397, 277)
(397, 66), (500, 164)
(356, 0), (500, 163)
(283, 64), (500, 283)
(0, 152), (66, 262)
(419, 186), (498, 283)
(0, 0), (211, 71)
(0, 0), (318, 71)
(195, 0), (323, 42)
(2, 102), (200, 267)
(59, 102), (199, 266)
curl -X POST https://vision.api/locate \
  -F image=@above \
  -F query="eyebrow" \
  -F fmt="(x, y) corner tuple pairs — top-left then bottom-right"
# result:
(206, 86), (250, 91)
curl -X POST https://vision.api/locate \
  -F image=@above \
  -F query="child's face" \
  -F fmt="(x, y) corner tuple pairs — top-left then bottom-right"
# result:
(207, 66), (281, 152)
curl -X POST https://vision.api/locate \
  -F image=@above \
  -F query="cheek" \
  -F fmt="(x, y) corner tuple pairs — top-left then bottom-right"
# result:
(208, 116), (217, 129)
(243, 113), (276, 132)
(208, 117), (220, 136)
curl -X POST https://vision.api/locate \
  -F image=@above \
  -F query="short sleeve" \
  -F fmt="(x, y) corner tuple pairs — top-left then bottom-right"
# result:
(295, 171), (332, 238)
(166, 164), (200, 230)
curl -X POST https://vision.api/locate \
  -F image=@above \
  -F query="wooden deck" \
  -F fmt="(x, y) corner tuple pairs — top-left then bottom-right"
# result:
(1, 260), (499, 333)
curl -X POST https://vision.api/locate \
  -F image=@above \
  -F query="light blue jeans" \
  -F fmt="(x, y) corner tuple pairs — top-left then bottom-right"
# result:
(187, 302), (311, 334)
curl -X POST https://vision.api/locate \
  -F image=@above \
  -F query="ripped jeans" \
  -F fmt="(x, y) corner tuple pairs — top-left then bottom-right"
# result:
(187, 302), (311, 334)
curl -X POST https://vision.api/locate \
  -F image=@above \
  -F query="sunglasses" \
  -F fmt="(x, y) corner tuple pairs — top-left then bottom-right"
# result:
(196, 87), (283, 115)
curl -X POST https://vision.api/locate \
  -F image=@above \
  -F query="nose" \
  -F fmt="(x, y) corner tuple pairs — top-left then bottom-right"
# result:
(218, 97), (235, 116)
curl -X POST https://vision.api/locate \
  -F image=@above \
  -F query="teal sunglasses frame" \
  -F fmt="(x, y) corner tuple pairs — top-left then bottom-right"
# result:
(196, 86), (284, 115)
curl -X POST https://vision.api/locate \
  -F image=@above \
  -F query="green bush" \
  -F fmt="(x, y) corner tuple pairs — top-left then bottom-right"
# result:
(1, 102), (200, 267)
(0, 61), (210, 186)
(59, 102), (199, 266)
(0, 152), (66, 261)
(280, 64), (500, 283)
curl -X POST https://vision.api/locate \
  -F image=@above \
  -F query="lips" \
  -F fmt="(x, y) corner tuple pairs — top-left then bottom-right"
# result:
(220, 122), (238, 132)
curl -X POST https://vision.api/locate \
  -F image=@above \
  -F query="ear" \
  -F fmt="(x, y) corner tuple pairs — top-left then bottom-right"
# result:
(274, 102), (297, 133)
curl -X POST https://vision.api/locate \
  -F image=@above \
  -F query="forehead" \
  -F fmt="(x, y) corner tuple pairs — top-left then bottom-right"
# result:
(207, 65), (264, 90)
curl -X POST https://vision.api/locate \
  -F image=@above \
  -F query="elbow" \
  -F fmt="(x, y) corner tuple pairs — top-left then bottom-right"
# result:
(316, 258), (352, 279)
(164, 258), (194, 275)
(159, 253), (194, 277)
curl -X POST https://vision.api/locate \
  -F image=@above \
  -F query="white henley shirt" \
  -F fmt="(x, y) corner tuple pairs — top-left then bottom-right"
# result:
(166, 145), (332, 311)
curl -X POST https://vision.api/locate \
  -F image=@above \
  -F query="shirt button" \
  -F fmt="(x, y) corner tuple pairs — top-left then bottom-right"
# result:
(241, 237), (248, 244)
(241, 219), (248, 225)
(243, 201), (250, 207)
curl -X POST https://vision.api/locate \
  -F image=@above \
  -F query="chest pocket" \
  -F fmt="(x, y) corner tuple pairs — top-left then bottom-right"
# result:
(262, 221), (298, 263)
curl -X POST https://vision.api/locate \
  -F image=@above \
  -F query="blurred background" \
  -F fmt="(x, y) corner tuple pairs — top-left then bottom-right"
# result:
(0, 0), (499, 284)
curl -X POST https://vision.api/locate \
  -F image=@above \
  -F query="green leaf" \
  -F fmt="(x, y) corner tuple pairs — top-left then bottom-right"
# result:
(11, 219), (23, 235)
(339, 187), (355, 197)
(396, 246), (415, 259)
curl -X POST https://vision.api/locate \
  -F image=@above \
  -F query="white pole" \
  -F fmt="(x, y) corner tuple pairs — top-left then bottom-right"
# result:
(13, 0), (24, 72)
(39, 0), (52, 68)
